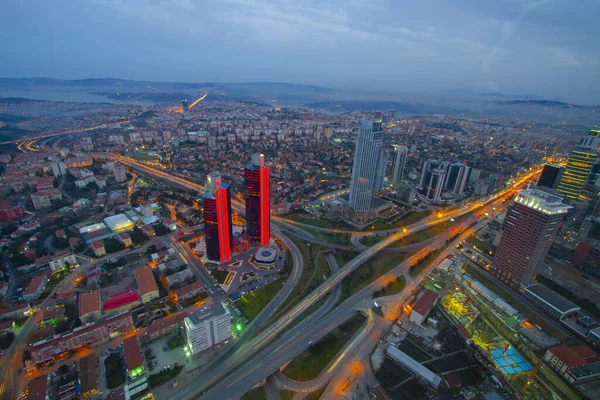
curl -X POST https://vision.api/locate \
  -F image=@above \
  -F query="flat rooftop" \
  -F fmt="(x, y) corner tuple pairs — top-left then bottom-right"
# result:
(188, 302), (227, 325)
(514, 188), (571, 215)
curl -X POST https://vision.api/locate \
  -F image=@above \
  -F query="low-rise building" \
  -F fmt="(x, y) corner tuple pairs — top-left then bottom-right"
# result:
(134, 265), (159, 304)
(23, 275), (48, 302)
(102, 290), (140, 316)
(79, 290), (101, 323)
(79, 355), (100, 399)
(90, 241), (106, 257)
(48, 251), (77, 271)
(141, 224), (155, 237)
(185, 303), (232, 355)
(30, 312), (134, 365)
(145, 311), (188, 342)
(544, 344), (600, 382)
(26, 375), (49, 400)
(165, 269), (194, 288)
(0, 199), (24, 221)
(123, 336), (144, 378)
(0, 302), (31, 320)
(117, 232), (132, 247)
(409, 290), (439, 327)
(175, 281), (204, 303)
(162, 218), (177, 231)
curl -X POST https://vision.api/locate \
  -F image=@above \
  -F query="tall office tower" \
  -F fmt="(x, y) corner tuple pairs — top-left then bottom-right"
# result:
(557, 147), (597, 200)
(537, 164), (564, 189)
(348, 118), (386, 212)
(419, 159), (439, 189)
(375, 149), (389, 192)
(182, 99), (189, 112)
(490, 189), (570, 290)
(388, 109), (395, 120)
(545, 141), (558, 160)
(390, 145), (408, 186)
(585, 192), (600, 217)
(203, 172), (233, 263)
(423, 168), (446, 203)
(244, 153), (271, 246)
(445, 163), (471, 195)
(557, 130), (600, 199)
(184, 303), (232, 355)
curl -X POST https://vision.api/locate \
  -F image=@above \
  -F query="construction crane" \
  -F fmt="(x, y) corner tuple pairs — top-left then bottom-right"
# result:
(519, 358), (543, 396)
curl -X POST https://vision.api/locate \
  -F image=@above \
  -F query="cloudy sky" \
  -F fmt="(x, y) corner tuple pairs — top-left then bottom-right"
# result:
(1, 0), (598, 103)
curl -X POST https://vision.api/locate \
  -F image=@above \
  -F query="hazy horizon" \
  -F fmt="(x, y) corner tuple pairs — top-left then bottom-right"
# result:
(1, 0), (599, 104)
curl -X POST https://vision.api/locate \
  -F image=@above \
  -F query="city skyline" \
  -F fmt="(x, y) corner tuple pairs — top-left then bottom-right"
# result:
(1, 0), (599, 104)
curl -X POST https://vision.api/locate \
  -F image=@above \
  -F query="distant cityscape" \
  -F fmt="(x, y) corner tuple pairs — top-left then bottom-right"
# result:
(0, 86), (600, 400)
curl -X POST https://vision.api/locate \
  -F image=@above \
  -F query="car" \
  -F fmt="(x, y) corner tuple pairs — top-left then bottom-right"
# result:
(153, 361), (159, 366)
(308, 341), (313, 345)
(163, 347), (169, 352)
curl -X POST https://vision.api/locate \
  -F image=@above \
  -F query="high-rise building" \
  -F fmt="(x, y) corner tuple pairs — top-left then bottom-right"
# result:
(419, 159), (439, 189)
(557, 130), (600, 200)
(387, 109), (395, 120)
(244, 153), (271, 246)
(348, 119), (386, 212)
(390, 145), (408, 186)
(423, 168), (446, 203)
(203, 172), (233, 263)
(112, 163), (127, 183)
(445, 163), (471, 195)
(182, 99), (189, 112)
(490, 189), (570, 290)
(557, 147), (597, 200)
(184, 303), (232, 355)
(545, 141), (558, 160)
(537, 164), (564, 189)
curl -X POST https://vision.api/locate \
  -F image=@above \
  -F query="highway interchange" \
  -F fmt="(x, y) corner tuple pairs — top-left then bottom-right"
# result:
(114, 155), (540, 399)
(0, 144), (540, 399)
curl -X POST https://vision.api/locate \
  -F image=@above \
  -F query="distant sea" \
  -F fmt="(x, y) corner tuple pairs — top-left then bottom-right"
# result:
(0, 90), (153, 105)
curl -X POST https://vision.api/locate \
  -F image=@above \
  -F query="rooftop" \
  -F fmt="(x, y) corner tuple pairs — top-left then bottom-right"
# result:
(123, 336), (143, 370)
(569, 361), (600, 379)
(525, 284), (580, 315)
(23, 275), (46, 296)
(188, 302), (227, 326)
(79, 290), (100, 318)
(134, 265), (159, 296)
(514, 188), (571, 215)
(102, 290), (139, 311)
(79, 355), (98, 394)
(548, 345), (600, 368)
(27, 375), (48, 400)
(412, 290), (439, 316)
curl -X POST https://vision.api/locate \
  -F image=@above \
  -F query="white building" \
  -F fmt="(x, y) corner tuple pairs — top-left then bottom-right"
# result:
(48, 251), (77, 271)
(112, 163), (127, 183)
(184, 303), (232, 355)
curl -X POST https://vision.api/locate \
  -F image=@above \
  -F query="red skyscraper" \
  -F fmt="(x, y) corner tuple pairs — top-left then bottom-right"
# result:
(203, 173), (233, 263)
(490, 189), (570, 290)
(244, 154), (270, 246)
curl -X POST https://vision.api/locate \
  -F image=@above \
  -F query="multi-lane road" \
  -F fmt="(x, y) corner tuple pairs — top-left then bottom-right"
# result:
(114, 156), (538, 399)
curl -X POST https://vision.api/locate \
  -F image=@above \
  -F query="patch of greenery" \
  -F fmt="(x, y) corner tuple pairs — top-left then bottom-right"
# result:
(105, 353), (126, 389)
(237, 280), (283, 321)
(148, 365), (183, 389)
(282, 314), (366, 381)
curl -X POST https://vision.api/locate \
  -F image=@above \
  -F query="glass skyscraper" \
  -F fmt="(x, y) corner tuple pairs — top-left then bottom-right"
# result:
(244, 153), (271, 246)
(348, 118), (386, 212)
